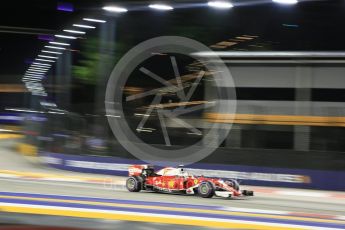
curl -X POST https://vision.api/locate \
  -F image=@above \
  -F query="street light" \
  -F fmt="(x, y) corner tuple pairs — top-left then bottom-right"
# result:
(24, 77), (44, 80)
(83, 18), (106, 23)
(27, 68), (47, 72)
(272, 0), (298, 4)
(27, 70), (47, 74)
(49, 42), (70, 46)
(32, 62), (51, 67)
(55, 34), (77, 39)
(149, 4), (174, 11)
(30, 65), (50, 69)
(44, 46), (66, 50)
(35, 58), (56, 63)
(26, 73), (46, 77)
(25, 76), (43, 79)
(38, 55), (58, 59)
(73, 24), (96, 29)
(24, 72), (44, 75)
(63, 29), (86, 34)
(207, 1), (234, 9)
(24, 74), (44, 78)
(103, 6), (128, 13)
(28, 69), (49, 73)
(28, 67), (49, 71)
(42, 50), (63, 55)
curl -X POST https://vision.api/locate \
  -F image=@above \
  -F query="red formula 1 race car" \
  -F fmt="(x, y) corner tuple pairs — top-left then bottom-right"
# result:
(126, 165), (254, 198)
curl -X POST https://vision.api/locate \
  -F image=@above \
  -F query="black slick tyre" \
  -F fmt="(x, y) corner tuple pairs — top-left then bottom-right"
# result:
(126, 176), (142, 192)
(198, 181), (215, 198)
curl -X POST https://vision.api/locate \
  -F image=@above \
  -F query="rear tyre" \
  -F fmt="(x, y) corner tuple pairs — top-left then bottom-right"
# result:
(126, 176), (142, 192)
(198, 181), (215, 198)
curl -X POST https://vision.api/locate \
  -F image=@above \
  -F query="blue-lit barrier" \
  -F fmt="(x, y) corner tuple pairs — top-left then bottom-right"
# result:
(0, 113), (46, 124)
(39, 151), (345, 191)
(0, 113), (23, 124)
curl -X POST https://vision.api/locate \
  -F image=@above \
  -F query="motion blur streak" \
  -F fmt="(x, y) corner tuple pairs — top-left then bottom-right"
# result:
(0, 26), (55, 35)
(206, 113), (345, 127)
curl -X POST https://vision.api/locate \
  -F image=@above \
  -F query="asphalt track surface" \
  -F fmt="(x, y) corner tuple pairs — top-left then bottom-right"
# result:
(0, 139), (344, 229)
(0, 178), (344, 215)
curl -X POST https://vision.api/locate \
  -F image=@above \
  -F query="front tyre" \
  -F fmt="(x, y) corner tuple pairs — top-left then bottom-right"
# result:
(198, 181), (215, 198)
(225, 179), (240, 191)
(126, 176), (142, 192)
(242, 190), (254, 196)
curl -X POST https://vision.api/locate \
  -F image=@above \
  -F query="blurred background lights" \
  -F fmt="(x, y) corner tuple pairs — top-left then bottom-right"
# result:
(24, 76), (43, 79)
(37, 35), (54, 41)
(54, 34), (77, 39)
(35, 58), (55, 63)
(49, 41), (70, 46)
(208, 1), (234, 9)
(30, 64), (50, 68)
(41, 50), (62, 55)
(57, 2), (74, 12)
(32, 62), (50, 66)
(37, 55), (58, 59)
(27, 71), (46, 74)
(102, 6), (128, 13)
(29, 65), (49, 68)
(83, 18), (106, 23)
(148, 4), (174, 11)
(63, 29), (85, 34)
(45, 46), (66, 50)
(32, 62), (51, 66)
(27, 68), (47, 72)
(28, 68), (48, 71)
(273, 0), (298, 4)
(73, 24), (96, 29)
(24, 74), (43, 77)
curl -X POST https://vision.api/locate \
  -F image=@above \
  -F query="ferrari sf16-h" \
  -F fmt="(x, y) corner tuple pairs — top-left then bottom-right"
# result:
(126, 165), (254, 198)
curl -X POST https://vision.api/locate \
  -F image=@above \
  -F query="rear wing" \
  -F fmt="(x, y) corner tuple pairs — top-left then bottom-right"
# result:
(128, 165), (154, 176)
